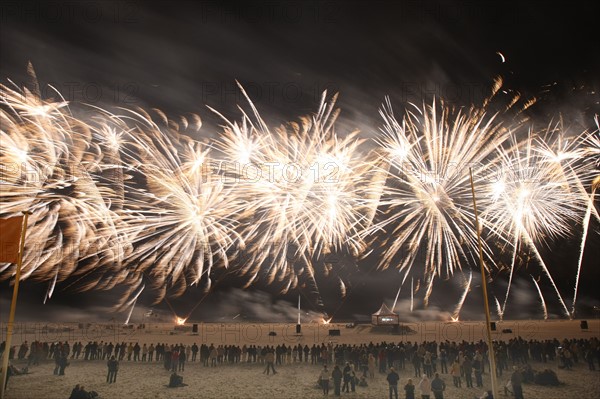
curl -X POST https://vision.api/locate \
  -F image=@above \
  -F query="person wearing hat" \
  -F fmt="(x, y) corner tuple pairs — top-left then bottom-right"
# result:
(387, 367), (400, 399)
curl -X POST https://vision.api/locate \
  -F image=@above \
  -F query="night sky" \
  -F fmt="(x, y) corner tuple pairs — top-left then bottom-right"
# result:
(1, 1), (599, 322)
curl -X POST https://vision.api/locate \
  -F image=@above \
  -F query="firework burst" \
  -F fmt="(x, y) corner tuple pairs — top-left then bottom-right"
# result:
(481, 127), (594, 317)
(0, 77), (127, 295)
(366, 95), (514, 304)
(211, 86), (378, 299)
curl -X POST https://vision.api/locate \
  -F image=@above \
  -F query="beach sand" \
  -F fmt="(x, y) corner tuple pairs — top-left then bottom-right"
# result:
(3, 319), (599, 399)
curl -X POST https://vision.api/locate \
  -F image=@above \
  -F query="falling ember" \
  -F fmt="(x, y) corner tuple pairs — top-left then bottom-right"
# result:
(495, 296), (504, 321)
(452, 270), (472, 320)
(392, 281), (402, 312)
(531, 275), (548, 320)
(572, 177), (599, 317)
(124, 284), (145, 325)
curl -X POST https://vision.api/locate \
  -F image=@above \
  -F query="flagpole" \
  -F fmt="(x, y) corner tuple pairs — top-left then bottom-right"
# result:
(0, 211), (30, 398)
(468, 169), (499, 397)
(297, 295), (301, 325)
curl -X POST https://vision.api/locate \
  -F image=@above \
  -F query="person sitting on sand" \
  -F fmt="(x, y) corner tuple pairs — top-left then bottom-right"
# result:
(479, 390), (494, 399)
(168, 372), (185, 388)
(69, 384), (98, 399)
(358, 375), (368, 387)
(69, 384), (81, 399)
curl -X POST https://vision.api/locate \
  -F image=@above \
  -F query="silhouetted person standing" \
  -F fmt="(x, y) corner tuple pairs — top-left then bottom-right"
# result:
(387, 367), (400, 399)
(320, 365), (330, 395)
(332, 365), (343, 396)
(511, 367), (524, 399)
(107, 355), (119, 383)
(431, 373), (446, 399)
(264, 350), (276, 375)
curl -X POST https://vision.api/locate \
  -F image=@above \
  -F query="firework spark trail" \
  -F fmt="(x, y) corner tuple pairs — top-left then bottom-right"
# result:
(392, 282), (402, 312)
(392, 266), (414, 311)
(531, 275), (548, 320)
(124, 283), (145, 325)
(494, 296), (503, 319)
(584, 116), (600, 224)
(524, 222), (571, 317)
(43, 268), (59, 304)
(571, 177), (599, 316)
(501, 234), (520, 319)
(452, 270), (473, 320)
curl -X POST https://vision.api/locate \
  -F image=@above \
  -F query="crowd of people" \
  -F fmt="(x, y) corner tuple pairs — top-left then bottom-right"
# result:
(1, 335), (598, 398)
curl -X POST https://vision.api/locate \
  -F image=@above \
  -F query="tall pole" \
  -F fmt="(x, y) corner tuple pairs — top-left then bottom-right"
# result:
(297, 295), (301, 325)
(410, 277), (414, 312)
(469, 169), (499, 397)
(1, 211), (30, 398)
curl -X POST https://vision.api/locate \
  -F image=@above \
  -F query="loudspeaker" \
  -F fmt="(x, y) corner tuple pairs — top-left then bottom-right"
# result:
(490, 322), (496, 331)
(581, 320), (588, 330)
(192, 324), (198, 333)
(296, 324), (301, 334)
(328, 329), (340, 336)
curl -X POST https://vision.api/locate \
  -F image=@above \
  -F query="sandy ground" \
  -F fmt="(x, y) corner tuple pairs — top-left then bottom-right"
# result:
(3, 319), (599, 399)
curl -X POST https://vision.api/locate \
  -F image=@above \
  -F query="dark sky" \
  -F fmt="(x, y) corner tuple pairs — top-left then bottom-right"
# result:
(1, 0), (599, 322)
